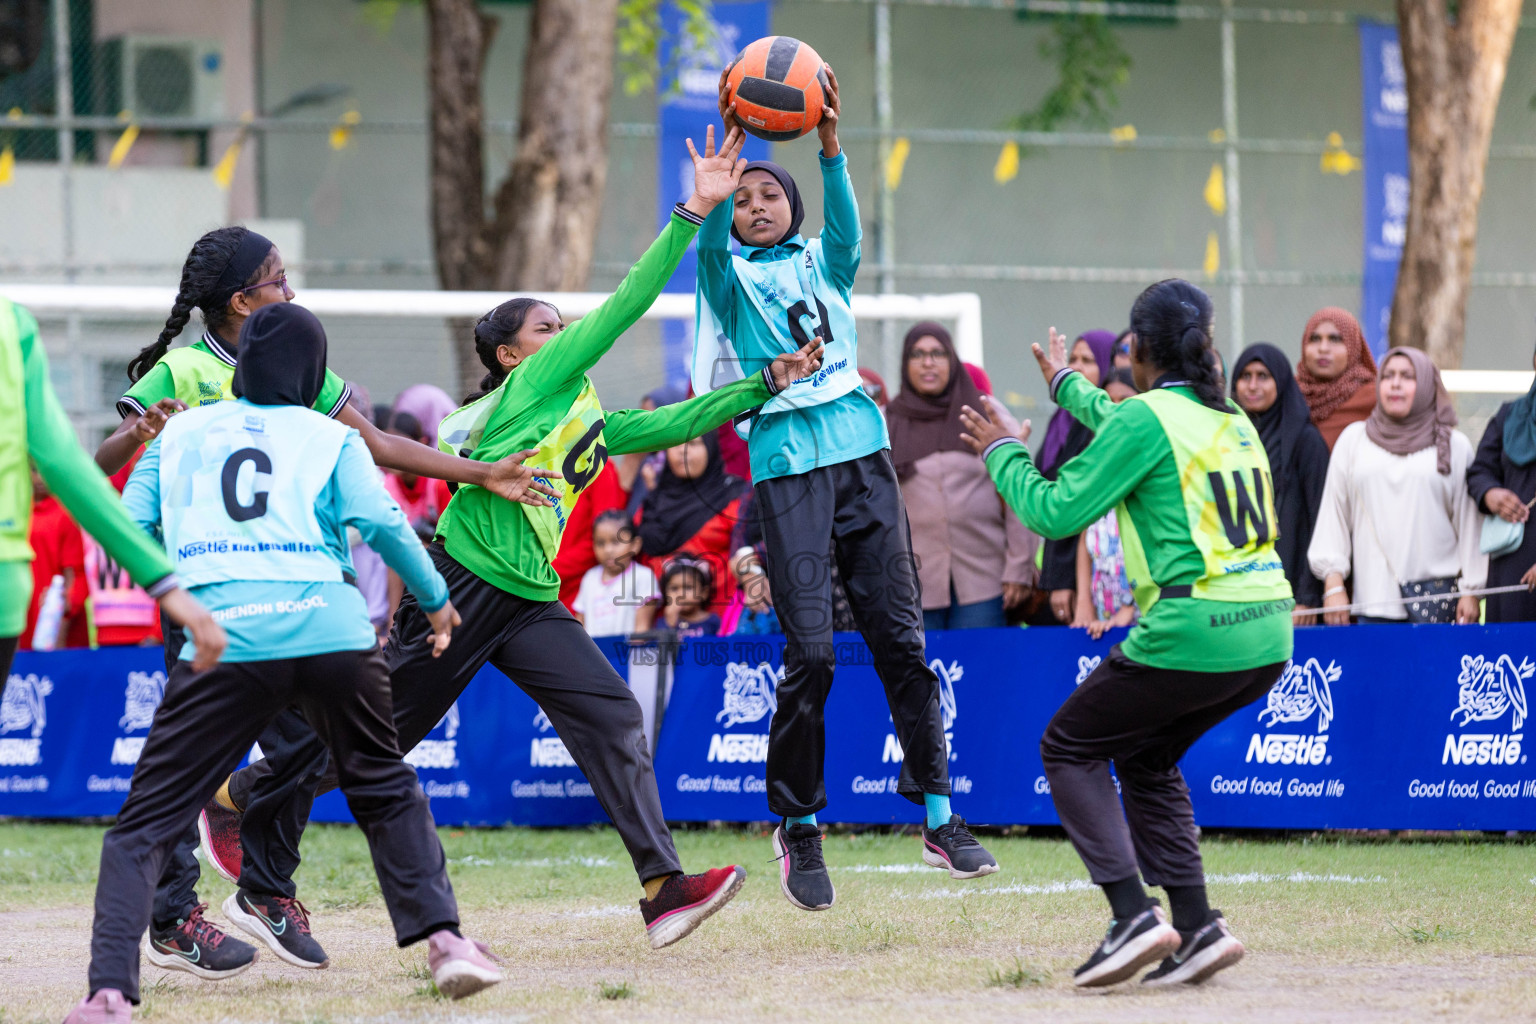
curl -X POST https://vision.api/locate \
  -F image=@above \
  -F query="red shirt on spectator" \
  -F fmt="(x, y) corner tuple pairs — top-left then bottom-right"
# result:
(384, 473), (452, 530)
(21, 494), (88, 650)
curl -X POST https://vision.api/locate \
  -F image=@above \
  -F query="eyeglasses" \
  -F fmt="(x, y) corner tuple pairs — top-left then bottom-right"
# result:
(908, 349), (947, 365)
(242, 272), (288, 294)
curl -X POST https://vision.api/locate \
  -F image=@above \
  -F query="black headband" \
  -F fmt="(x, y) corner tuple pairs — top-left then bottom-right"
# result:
(212, 229), (275, 302)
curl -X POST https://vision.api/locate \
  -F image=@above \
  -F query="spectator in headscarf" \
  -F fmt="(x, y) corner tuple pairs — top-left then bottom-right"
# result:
(1036, 329), (1116, 623)
(1232, 343), (1330, 618)
(1310, 347), (1484, 624)
(887, 322), (1037, 629)
(391, 383), (457, 448)
(637, 431), (747, 610)
(1297, 307), (1378, 450)
(1467, 339), (1536, 622)
(625, 383), (689, 517)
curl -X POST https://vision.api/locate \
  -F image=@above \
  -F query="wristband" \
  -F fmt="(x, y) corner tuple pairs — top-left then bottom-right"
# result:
(1324, 586), (1345, 598)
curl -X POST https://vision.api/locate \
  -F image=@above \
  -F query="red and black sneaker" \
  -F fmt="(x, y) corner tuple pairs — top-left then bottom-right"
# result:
(638, 866), (746, 949)
(144, 903), (259, 981)
(223, 890), (330, 969)
(197, 794), (244, 885)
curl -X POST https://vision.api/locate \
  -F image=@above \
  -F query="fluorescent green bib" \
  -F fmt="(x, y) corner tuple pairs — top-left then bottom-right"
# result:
(1119, 388), (1292, 610)
(0, 300), (30, 563)
(438, 377), (607, 562)
(166, 346), (237, 408)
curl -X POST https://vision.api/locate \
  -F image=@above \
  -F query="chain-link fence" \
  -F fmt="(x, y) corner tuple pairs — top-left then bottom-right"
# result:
(2, 0), (1535, 439)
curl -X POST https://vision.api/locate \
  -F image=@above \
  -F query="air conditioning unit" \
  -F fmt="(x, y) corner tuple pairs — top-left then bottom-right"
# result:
(97, 36), (224, 120)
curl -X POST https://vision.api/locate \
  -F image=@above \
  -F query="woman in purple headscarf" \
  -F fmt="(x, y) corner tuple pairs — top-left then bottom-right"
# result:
(1037, 330), (1116, 623)
(391, 384), (457, 448)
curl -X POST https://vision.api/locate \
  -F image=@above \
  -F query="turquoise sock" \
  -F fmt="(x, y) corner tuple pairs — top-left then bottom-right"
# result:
(785, 813), (817, 830)
(924, 793), (952, 830)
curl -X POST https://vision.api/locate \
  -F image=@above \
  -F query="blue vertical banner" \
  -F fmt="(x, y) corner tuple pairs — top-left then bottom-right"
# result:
(657, 0), (771, 386)
(1359, 22), (1410, 361)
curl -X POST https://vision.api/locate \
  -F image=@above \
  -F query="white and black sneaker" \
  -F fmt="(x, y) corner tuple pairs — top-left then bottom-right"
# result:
(772, 821), (835, 911)
(1072, 901), (1181, 988)
(922, 815), (999, 879)
(1141, 911), (1245, 987)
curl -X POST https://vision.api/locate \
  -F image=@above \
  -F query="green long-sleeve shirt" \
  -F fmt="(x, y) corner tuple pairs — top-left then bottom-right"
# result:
(436, 209), (772, 602)
(984, 372), (1292, 672)
(0, 300), (175, 636)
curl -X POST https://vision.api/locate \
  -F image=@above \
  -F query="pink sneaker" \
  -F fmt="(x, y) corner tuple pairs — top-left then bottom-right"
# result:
(62, 988), (131, 1023)
(426, 930), (503, 1000)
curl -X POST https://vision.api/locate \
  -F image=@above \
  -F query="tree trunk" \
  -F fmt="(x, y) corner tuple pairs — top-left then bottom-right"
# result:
(426, 0), (618, 398)
(1389, 0), (1521, 367)
(486, 0), (619, 293)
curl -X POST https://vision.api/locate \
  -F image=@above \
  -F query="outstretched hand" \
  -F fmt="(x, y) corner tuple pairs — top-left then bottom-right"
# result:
(958, 395), (1029, 456)
(1031, 327), (1071, 387)
(482, 449), (564, 507)
(769, 336), (826, 392)
(685, 124), (748, 213)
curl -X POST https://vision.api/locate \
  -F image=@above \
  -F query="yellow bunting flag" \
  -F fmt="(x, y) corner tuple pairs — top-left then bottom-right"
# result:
(1203, 231), (1220, 278)
(1208, 128), (1227, 144)
(1203, 163), (1226, 217)
(994, 141), (1020, 184)
(1110, 124), (1137, 144)
(0, 145), (13, 187)
(884, 136), (911, 192)
(107, 112), (140, 169)
(212, 137), (244, 190)
(1320, 131), (1361, 175)
(329, 109), (361, 151)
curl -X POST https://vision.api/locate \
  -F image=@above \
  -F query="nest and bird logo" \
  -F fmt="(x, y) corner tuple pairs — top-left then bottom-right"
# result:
(1443, 654), (1528, 766)
(0, 673), (51, 766)
(404, 702), (463, 771)
(708, 661), (781, 764)
(884, 659), (961, 765)
(1246, 658), (1339, 766)
(110, 671), (167, 766)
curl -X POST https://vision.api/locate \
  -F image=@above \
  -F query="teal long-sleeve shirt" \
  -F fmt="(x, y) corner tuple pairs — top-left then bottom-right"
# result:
(0, 301), (177, 636)
(696, 150), (888, 481)
(124, 417), (448, 662)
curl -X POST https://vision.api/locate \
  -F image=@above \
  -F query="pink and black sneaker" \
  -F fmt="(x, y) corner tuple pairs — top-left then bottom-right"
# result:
(427, 930), (503, 999)
(921, 815), (999, 879)
(197, 794), (244, 885)
(62, 988), (132, 1023)
(143, 903), (258, 981)
(638, 866), (746, 949)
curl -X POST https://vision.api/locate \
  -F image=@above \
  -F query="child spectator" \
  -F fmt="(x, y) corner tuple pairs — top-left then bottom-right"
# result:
(1071, 377), (1139, 639)
(722, 546), (781, 635)
(660, 557), (721, 639)
(572, 510), (659, 638)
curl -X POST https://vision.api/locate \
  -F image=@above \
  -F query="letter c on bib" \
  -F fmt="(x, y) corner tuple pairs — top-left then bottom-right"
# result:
(221, 448), (272, 523)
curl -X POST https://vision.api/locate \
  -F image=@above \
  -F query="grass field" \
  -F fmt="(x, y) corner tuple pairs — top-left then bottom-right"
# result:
(2, 822), (1533, 1023)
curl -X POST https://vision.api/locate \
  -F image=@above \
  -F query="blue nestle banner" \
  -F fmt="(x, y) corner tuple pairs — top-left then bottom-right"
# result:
(1359, 21), (1409, 361)
(4, 626), (1534, 830)
(657, 0), (771, 386)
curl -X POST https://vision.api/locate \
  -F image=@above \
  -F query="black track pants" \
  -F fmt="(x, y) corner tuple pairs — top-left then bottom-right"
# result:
(1041, 646), (1285, 887)
(88, 649), (458, 1003)
(229, 546), (684, 884)
(753, 449), (950, 817)
(151, 618), (320, 920)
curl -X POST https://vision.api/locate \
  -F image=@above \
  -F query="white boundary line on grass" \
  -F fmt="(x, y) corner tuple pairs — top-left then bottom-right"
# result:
(918, 871), (1386, 899)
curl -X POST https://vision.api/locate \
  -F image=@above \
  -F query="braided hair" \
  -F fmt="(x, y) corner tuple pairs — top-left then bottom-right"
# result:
(127, 227), (271, 383)
(462, 297), (561, 403)
(1128, 279), (1227, 411)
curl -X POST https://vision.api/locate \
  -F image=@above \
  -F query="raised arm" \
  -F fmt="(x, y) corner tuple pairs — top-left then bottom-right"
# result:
(523, 126), (748, 395)
(331, 434), (449, 614)
(816, 66), (862, 294)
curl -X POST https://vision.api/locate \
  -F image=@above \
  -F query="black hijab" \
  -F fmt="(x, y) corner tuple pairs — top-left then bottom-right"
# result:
(730, 161), (805, 248)
(233, 303), (327, 408)
(1232, 343), (1311, 471)
(639, 432), (744, 557)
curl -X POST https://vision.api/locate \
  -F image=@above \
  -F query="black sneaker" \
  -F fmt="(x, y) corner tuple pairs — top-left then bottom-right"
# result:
(921, 815), (999, 879)
(223, 890), (330, 969)
(1142, 911), (1245, 987)
(771, 821), (835, 911)
(1072, 901), (1181, 988)
(144, 903), (259, 981)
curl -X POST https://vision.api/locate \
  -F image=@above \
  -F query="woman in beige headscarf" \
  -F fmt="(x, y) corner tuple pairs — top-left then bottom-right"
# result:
(1308, 347), (1485, 624)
